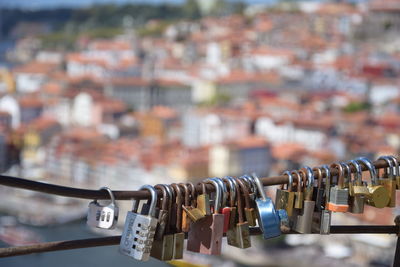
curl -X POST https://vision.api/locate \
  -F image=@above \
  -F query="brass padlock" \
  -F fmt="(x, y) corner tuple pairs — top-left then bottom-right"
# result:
(150, 184), (174, 261)
(347, 160), (366, 214)
(276, 171), (295, 217)
(377, 156), (396, 208)
(171, 184), (185, 260)
(356, 157), (389, 208)
(180, 183), (192, 232)
(227, 178), (251, 249)
(197, 182), (211, 216)
(236, 178), (257, 227)
(292, 170), (304, 210)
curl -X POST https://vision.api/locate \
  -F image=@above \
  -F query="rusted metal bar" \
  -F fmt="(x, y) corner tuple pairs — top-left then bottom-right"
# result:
(0, 159), (392, 200)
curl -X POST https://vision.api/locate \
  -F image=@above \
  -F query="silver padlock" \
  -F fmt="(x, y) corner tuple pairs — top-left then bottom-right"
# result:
(294, 166), (315, 234)
(320, 165), (332, 235)
(87, 187), (119, 229)
(119, 185), (158, 261)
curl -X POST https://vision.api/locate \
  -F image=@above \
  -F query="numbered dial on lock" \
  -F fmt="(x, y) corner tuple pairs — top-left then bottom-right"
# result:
(87, 187), (119, 229)
(119, 185), (158, 262)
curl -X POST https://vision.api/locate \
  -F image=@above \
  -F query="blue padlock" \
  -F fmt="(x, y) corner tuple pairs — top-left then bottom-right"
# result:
(251, 173), (288, 239)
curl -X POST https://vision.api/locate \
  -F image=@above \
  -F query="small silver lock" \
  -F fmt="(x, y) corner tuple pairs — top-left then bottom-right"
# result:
(119, 185), (158, 261)
(87, 187), (119, 229)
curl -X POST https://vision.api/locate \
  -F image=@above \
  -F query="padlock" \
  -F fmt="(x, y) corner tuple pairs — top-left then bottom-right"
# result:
(236, 178), (257, 227)
(327, 163), (349, 212)
(311, 166), (323, 233)
(276, 171), (295, 217)
(182, 182), (208, 222)
(391, 156), (400, 189)
(153, 185), (169, 240)
(387, 155), (399, 202)
(347, 160), (366, 214)
(180, 183), (192, 232)
(311, 165), (332, 234)
(240, 175), (257, 202)
(170, 184), (185, 260)
(87, 187), (119, 229)
(150, 184), (174, 261)
(312, 167), (325, 212)
(187, 179), (224, 255)
(320, 165), (332, 235)
(210, 177), (231, 232)
(222, 176), (238, 231)
(292, 170), (304, 210)
(378, 156), (396, 208)
(251, 173), (288, 239)
(119, 185), (158, 261)
(294, 167), (315, 234)
(356, 157), (390, 208)
(227, 178), (251, 249)
(196, 182), (211, 216)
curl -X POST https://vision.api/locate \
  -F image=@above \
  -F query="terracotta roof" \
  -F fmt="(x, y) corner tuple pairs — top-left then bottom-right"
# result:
(13, 62), (57, 74)
(235, 136), (268, 149)
(19, 97), (43, 108)
(89, 40), (132, 51)
(272, 143), (307, 161)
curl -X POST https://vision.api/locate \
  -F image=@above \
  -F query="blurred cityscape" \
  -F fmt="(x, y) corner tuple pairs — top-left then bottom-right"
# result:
(1, 0), (400, 266)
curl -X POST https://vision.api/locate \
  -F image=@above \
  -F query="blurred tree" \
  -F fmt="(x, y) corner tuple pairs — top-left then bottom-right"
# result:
(183, 0), (201, 19)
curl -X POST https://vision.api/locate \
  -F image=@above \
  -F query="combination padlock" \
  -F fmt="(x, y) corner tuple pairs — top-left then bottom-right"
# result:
(86, 187), (119, 229)
(119, 185), (158, 261)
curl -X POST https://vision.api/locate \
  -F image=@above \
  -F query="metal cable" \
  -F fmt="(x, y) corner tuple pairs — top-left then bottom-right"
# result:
(0, 159), (393, 200)
(0, 225), (398, 258)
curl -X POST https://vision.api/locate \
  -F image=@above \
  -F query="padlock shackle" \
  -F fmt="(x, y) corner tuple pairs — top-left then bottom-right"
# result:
(241, 174), (258, 196)
(348, 160), (362, 186)
(171, 183), (183, 232)
(205, 179), (221, 213)
(179, 183), (191, 207)
(235, 178), (252, 209)
(222, 176), (236, 207)
(340, 162), (351, 186)
(282, 171), (293, 192)
(385, 156), (399, 180)
(291, 170), (302, 194)
(378, 156), (394, 180)
(154, 184), (168, 211)
(162, 184), (173, 233)
(235, 180), (245, 224)
(185, 182), (197, 207)
(300, 166), (315, 190)
(356, 157), (377, 185)
(300, 166), (314, 198)
(137, 185), (158, 217)
(330, 163), (345, 189)
(313, 167), (322, 189)
(98, 187), (116, 205)
(251, 173), (267, 201)
(210, 178), (227, 209)
(321, 165), (331, 203)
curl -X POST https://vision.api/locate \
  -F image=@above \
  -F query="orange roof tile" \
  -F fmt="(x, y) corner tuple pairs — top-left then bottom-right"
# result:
(13, 61), (57, 74)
